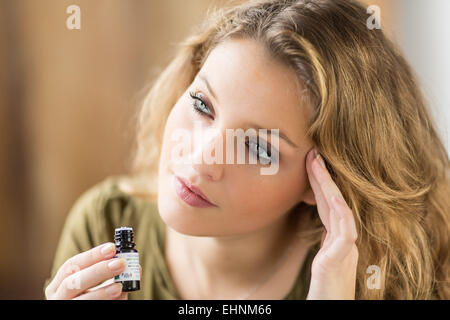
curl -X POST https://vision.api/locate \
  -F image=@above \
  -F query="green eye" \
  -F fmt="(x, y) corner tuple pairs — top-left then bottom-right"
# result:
(189, 91), (213, 119)
(245, 139), (273, 164)
(188, 90), (278, 165)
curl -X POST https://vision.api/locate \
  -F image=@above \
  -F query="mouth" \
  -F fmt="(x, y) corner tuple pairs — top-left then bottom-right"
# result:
(173, 175), (217, 208)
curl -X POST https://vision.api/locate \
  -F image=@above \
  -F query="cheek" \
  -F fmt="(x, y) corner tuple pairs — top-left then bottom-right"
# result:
(166, 98), (191, 135)
(160, 98), (193, 159)
(226, 163), (307, 225)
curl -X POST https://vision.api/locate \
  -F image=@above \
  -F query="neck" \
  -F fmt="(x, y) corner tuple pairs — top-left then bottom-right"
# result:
(165, 211), (300, 298)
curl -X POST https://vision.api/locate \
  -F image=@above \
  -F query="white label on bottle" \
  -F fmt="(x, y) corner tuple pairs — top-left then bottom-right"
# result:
(114, 252), (140, 282)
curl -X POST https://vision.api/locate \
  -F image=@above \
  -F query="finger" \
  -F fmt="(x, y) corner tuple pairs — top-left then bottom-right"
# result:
(54, 258), (126, 300)
(320, 229), (327, 248)
(47, 242), (117, 294)
(323, 196), (358, 262)
(86, 278), (114, 292)
(73, 282), (123, 300)
(320, 208), (340, 252)
(310, 151), (346, 214)
(328, 207), (341, 243)
(306, 149), (331, 230)
(331, 195), (358, 243)
(324, 235), (356, 262)
(117, 292), (129, 300)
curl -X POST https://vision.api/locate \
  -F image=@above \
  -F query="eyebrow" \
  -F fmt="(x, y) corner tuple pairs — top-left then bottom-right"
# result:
(197, 73), (299, 149)
(247, 124), (299, 149)
(198, 73), (219, 104)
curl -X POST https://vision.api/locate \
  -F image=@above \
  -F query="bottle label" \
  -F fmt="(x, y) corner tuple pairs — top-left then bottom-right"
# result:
(114, 252), (140, 282)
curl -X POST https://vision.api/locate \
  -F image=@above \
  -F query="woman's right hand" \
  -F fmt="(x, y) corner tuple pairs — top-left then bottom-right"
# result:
(45, 242), (128, 300)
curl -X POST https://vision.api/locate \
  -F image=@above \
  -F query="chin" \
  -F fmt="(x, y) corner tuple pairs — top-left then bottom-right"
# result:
(156, 186), (215, 237)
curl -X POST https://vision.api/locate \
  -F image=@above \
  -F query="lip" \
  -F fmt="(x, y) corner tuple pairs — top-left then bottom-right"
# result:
(173, 175), (216, 208)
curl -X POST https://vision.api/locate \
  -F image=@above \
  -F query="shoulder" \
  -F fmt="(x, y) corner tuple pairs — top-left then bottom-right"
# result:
(66, 174), (160, 245)
(72, 174), (157, 216)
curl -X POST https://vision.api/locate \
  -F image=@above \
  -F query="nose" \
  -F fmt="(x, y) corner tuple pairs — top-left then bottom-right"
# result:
(190, 127), (224, 181)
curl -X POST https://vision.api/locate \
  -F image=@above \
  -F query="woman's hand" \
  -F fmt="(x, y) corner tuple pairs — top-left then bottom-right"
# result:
(305, 149), (359, 300)
(45, 242), (141, 300)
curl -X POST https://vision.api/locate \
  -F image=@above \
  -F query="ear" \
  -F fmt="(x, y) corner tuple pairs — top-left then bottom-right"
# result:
(302, 184), (316, 206)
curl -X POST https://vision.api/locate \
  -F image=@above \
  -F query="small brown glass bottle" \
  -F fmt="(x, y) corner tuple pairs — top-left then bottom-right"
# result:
(113, 227), (140, 292)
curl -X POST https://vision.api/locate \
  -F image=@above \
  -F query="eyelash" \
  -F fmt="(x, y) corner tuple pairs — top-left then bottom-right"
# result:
(188, 90), (276, 164)
(189, 91), (214, 119)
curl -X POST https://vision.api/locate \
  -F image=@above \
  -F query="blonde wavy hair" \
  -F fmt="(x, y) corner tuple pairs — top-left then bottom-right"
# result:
(123, 0), (449, 299)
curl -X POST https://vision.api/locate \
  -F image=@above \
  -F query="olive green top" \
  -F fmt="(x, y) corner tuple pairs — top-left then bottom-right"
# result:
(43, 175), (320, 300)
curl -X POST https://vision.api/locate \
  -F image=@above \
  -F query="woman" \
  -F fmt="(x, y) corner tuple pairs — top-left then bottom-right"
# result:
(44, 0), (449, 300)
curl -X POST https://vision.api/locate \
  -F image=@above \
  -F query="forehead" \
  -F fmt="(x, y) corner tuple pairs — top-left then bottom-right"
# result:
(197, 38), (310, 149)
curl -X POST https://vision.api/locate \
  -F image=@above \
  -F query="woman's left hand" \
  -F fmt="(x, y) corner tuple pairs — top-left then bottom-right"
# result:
(305, 149), (359, 300)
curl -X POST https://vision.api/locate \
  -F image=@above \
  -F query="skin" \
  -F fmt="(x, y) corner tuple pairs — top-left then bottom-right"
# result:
(45, 242), (141, 300)
(157, 38), (359, 299)
(45, 38), (358, 300)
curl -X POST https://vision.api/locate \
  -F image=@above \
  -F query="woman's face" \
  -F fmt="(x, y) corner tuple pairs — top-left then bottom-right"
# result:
(157, 38), (316, 236)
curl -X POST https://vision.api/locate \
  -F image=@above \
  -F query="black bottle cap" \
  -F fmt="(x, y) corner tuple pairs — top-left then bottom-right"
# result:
(114, 226), (135, 247)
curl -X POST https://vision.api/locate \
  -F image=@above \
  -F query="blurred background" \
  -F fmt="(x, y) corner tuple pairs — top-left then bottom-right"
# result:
(0, 0), (448, 299)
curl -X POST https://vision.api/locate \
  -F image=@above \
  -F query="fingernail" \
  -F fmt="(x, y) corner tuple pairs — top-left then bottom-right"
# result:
(101, 243), (115, 256)
(108, 259), (124, 271)
(316, 153), (326, 169)
(105, 283), (122, 296)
